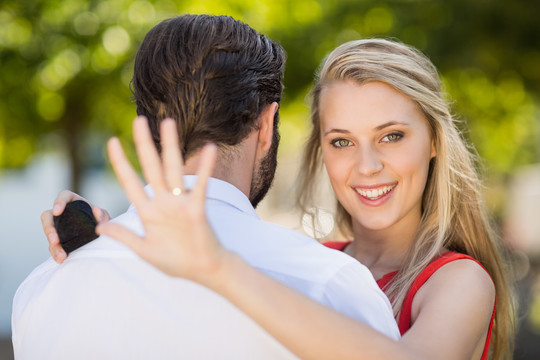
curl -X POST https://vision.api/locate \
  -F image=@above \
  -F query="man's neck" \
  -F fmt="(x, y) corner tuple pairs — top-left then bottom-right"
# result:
(183, 137), (258, 200)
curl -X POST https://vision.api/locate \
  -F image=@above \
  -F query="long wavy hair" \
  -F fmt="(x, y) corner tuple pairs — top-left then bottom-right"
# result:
(297, 38), (514, 359)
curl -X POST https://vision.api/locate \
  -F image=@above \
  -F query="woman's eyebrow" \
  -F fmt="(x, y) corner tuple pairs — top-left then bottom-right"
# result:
(375, 121), (409, 131)
(323, 128), (351, 136)
(323, 121), (410, 136)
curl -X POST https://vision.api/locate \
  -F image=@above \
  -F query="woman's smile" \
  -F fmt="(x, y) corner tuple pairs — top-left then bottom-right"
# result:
(353, 182), (397, 204)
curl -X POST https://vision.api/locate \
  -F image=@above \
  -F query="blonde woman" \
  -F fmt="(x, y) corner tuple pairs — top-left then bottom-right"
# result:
(296, 39), (514, 359)
(44, 39), (514, 359)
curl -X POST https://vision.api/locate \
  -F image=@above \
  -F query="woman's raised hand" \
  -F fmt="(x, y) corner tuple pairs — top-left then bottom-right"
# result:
(97, 117), (228, 285)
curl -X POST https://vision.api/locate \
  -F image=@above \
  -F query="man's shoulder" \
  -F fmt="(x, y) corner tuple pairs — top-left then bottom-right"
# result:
(14, 209), (143, 301)
(212, 209), (355, 264)
(210, 208), (372, 288)
(13, 238), (137, 302)
(246, 220), (400, 339)
(12, 238), (298, 360)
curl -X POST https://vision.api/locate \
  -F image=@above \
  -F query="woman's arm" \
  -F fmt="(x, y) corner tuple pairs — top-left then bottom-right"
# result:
(204, 252), (494, 360)
(99, 116), (494, 360)
(207, 252), (408, 359)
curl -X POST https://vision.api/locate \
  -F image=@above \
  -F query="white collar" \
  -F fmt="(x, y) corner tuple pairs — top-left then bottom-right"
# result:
(127, 176), (258, 219)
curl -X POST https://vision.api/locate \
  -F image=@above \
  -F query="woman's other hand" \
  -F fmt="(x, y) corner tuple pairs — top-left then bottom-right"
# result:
(40, 190), (110, 263)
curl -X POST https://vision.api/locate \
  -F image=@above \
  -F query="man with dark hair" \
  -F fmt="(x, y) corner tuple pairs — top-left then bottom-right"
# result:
(13, 15), (399, 359)
(131, 15), (283, 207)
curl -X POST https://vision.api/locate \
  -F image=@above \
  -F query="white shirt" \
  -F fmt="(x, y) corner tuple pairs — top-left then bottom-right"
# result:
(12, 177), (400, 359)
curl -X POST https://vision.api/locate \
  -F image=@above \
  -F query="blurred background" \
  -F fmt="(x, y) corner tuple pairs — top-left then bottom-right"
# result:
(1, 0), (539, 358)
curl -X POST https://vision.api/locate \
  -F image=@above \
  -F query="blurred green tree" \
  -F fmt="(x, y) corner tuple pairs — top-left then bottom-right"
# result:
(0, 0), (538, 210)
(0, 0), (165, 191)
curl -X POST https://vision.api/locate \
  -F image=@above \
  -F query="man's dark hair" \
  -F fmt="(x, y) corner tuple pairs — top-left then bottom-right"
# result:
(131, 14), (286, 158)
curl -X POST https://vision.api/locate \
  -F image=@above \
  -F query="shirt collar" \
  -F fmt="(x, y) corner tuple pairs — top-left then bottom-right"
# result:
(185, 175), (258, 218)
(128, 176), (258, 219)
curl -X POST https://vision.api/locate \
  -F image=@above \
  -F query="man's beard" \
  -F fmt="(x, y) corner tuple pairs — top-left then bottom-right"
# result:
(249, 128), (279, 208)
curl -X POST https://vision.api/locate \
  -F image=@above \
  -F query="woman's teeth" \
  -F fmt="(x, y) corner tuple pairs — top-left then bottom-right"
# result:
(355, 184), (396, 200)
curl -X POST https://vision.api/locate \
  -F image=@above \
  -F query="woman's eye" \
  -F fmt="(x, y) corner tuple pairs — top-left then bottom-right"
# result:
(381, 132), (403, 142)
(332, 139), (352, 148)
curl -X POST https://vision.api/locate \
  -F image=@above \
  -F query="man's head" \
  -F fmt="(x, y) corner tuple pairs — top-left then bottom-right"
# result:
(131, 15), (285, 206)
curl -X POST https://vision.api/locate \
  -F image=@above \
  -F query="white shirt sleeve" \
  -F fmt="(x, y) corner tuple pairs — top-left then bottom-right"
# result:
(322, 262), (401, 340)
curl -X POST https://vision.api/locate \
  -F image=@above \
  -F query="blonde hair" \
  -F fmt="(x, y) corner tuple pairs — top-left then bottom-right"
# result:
(297, 39), (514, 359)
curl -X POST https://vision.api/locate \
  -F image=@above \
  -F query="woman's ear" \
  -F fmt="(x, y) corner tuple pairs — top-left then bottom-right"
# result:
(257, 102), (279, 153)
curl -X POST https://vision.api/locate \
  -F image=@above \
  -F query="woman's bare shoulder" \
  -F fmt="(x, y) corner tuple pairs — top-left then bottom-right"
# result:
(403, 259), (495, 359)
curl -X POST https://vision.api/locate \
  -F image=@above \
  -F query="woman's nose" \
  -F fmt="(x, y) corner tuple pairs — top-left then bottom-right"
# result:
(355, 147), (383, 176)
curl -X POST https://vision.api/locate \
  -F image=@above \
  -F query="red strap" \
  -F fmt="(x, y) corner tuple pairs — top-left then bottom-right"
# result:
(398, 252), (470, 332)
(377, 271), (398, 289)
(396, 252), (495, 360)
(322, 241), (350, 251)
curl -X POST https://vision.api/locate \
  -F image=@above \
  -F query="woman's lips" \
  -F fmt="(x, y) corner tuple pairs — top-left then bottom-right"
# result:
(353, 183), (397, 205)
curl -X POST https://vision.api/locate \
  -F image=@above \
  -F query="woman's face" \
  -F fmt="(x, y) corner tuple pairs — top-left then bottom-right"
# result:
(319, 80), (436, 235)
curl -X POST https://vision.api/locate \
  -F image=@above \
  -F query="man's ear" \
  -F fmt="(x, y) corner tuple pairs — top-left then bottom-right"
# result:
(256, 102), (279, 154)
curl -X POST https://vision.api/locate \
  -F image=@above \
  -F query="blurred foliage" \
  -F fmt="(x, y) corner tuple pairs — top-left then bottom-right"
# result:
(0, 0), (539, 207)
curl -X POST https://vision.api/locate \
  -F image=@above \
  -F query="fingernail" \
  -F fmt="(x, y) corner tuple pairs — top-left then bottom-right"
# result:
(98, 209), (105, 222)
(53, 204), (62, 214)
(56, 249), (65, 259)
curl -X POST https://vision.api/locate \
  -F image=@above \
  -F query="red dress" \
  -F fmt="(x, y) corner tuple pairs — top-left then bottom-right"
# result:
(324, 241), (495, 360)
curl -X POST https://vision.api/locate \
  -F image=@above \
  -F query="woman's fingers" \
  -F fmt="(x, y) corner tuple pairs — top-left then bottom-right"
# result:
(101, 117), (224, 280)
(41, 210), (58, 245)
(52, 190), (87, 216)
(192, 144), (217, 203)
(133, 117), (167, 194)
(107, 137), (149, 208)
(160, 119), (185, 193)
(96, 222), (144, 255)
(41, 209), (67, 263)
(92, 206), (111, 224)
(49, 243), (67, 264)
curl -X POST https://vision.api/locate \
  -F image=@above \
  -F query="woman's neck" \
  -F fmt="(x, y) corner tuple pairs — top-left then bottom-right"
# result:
(345, 216), (420, 280)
